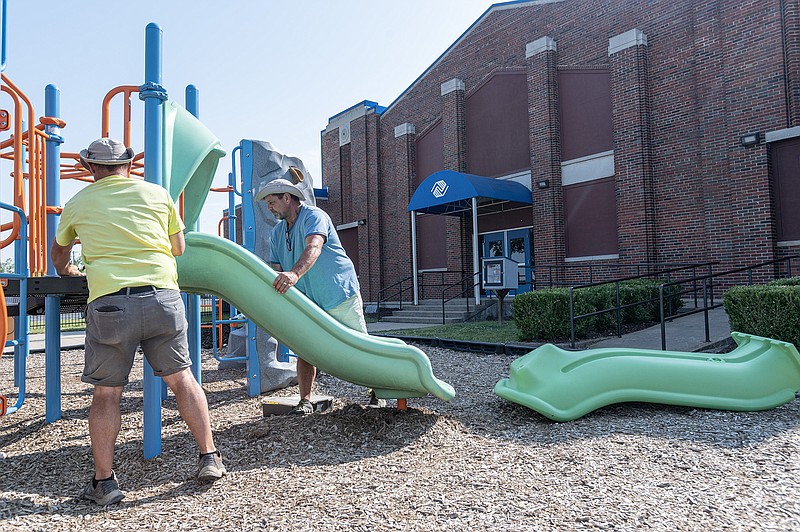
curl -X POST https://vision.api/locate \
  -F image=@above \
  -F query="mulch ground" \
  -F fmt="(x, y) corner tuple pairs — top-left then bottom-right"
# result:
(1, 342), (798, 531)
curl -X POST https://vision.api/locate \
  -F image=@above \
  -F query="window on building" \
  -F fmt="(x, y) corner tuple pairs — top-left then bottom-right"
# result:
(772, 137), (800, 243)
(465, 70), (530, 177)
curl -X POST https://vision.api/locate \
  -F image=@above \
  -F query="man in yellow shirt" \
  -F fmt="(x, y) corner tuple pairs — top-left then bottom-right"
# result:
(51, 138), (225, 506)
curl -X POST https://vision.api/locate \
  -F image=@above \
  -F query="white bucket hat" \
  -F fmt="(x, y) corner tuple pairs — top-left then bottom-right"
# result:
(254, 178), (306, 202)
(79, 138), (135, 170)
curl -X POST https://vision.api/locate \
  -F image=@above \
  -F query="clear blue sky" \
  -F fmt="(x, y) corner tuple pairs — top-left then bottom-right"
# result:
(0, 0), (496, 246)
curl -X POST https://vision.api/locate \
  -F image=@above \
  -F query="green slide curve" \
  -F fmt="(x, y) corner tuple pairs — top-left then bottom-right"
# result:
(176, 232), (455, 401)
(495, 332), (800, 421)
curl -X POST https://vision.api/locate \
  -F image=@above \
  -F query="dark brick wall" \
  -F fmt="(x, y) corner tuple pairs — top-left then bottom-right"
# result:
(320, 0), (797, 302)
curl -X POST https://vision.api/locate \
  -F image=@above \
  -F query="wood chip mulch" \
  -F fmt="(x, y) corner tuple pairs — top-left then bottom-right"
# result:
(1, 343), (798, 531)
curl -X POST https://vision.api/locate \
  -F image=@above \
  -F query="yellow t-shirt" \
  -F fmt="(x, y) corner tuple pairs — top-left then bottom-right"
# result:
(55, 175), (185, 302)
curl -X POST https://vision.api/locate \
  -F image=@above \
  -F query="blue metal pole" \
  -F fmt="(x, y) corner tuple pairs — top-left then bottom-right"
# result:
(238, 141), (260, 396)
(14, 121), (27, 388)
(44, 84), (63, 423)
(140, 22), (167, 459)
(184, 84), (202, 384)
(2, 203), (27, 414)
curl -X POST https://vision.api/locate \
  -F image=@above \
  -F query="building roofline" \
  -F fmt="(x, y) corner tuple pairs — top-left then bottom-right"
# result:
(381, 0), (564, 116)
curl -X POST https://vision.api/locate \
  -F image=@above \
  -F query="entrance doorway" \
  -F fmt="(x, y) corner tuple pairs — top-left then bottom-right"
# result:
(481, 228), (533, 293)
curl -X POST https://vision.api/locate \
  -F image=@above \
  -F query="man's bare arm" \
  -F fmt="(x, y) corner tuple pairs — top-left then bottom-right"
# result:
(50, 239), (84, 277)
(169, 231), (185, 256)
(272, 234), (324, 294)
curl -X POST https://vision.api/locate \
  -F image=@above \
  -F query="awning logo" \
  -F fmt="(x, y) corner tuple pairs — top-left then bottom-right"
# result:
(431, 180), (449, 198)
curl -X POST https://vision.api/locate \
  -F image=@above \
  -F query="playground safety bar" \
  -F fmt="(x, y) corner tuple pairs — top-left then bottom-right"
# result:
(1, 201), (29, 416)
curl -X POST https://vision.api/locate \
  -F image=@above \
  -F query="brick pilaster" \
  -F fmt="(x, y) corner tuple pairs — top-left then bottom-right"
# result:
(784, 0), (800, 127)
(609, 29), (656, 264)
(441, 79), (468, 273)
(527, 37), (565, 280)
(381, 123), (417, 298)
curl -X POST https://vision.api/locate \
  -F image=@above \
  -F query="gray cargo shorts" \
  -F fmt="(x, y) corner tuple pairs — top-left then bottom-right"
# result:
(82, 287), (191, 387)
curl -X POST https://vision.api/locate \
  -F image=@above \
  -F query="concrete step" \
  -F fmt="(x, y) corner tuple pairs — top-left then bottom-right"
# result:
(380, 315), (465, 324)
(381, 299), (490, 324)
(389, 309), (471, 319)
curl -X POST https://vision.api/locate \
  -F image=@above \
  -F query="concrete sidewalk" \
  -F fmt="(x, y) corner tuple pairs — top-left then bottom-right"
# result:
(584, 306), (731, 352)
(6, 307), (732, 354)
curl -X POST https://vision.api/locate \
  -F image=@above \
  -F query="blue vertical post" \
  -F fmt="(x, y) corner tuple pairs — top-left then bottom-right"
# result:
(13, 122), (28, 388)
(140, 22), (167, 459)
(184, 84), (202, 384)
(238, 141), (260, 396)
(44, 84), (63, 423)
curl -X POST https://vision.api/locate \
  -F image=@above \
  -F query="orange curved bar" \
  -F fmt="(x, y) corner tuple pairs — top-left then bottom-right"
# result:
(210, 186), (234, 193)
(3, 74), (49, 275)
(217, 215), (229, 237)
(0, 82), (26, 250)
(39, 116), (66, 128)
(1, 74), (53, 275)
(101, 85), (139, 146)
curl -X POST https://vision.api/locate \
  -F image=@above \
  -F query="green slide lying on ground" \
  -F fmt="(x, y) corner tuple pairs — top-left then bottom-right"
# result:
(495, 332), (800, 421)
(176, 232), (455, 401)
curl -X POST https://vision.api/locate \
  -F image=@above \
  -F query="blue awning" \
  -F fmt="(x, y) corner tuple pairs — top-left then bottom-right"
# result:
(407, 170), (532, 215)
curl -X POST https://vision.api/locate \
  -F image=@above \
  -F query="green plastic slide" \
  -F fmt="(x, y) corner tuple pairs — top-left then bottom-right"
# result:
(495, 332), (800, 421)
(176, 232), (455, 401)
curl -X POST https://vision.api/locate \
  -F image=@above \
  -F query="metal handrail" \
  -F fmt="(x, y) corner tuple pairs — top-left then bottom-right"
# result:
(376, 275), (414, 313)
(539, 261), (716, 289)
(567, 261), (718, 348)
(440, 271), (481, 324)
(656, 255), (799, 350)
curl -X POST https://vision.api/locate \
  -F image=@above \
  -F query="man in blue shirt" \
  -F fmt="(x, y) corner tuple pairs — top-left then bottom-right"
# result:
(256, 171), (381, 413)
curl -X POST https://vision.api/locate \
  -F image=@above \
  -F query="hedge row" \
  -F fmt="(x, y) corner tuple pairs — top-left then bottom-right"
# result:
(723, 278), (800, 347)
(512, 279), (683, 342)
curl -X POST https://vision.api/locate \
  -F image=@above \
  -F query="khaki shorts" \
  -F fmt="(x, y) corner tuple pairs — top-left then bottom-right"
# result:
(325, 293), (368, 334)
(82, 288), (191, 386)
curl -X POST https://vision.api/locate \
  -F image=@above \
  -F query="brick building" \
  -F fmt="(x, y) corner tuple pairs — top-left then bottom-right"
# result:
(319, 0), (800, 304)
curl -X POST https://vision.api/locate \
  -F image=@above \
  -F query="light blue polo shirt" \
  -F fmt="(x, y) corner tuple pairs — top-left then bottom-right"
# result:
(268, 205), (359, 310)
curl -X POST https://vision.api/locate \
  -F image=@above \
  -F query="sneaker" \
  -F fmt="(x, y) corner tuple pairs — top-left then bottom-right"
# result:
(81, 472), (125, 506)
(368, 389), (387, 408)
(289, 399), (314, 415)
(197, 450), (226, 483)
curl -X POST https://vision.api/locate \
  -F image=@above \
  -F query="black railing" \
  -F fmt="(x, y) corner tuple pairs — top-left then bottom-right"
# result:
(538, 261), (717, 290)
(656, 255), (798, 350)
(567, 262), (718, 348)
(376, 276), (414, 313)
(440, 272), (481, 324)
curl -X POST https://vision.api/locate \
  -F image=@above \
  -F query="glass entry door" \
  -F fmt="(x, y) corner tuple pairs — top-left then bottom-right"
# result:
(481, 228), (533, 293)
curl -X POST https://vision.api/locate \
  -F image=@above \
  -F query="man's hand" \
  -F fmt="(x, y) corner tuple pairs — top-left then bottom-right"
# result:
(60, 264), (85, 277)
(273, 270), (299, 294)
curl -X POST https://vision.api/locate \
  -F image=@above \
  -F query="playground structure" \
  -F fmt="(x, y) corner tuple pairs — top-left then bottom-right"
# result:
(0, 13), (455, 458)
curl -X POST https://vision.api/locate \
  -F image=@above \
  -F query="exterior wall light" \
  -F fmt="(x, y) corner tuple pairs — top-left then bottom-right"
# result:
(740, 132), (761, 147)
(536, 179), (550, 189)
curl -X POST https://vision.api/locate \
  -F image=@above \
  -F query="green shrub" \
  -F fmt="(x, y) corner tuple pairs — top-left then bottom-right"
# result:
(723, 284), (800, 347)
(512, 288), (595, 341)
(618, 279), (683, 323)
(767, 276), (800, 286)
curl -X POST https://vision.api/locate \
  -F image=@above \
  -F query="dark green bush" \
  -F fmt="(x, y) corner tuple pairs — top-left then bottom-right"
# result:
(767, 276), (800, 286)
(723, 284), (800, 347)
(617, 279), (683, 323)
(512, 288), (595, 341)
